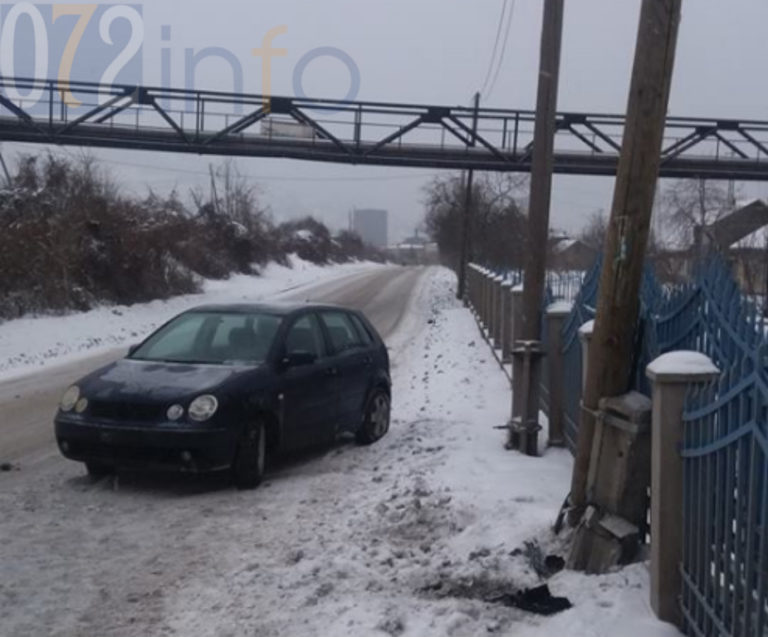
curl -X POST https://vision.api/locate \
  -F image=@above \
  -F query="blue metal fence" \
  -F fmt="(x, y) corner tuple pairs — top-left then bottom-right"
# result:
(555, 253), (768, 636)
(676, 261), (768, 637)
(559, 258), (602, 454)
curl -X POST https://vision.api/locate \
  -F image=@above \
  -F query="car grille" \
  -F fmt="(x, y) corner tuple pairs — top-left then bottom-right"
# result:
(88, 400), (164, 423)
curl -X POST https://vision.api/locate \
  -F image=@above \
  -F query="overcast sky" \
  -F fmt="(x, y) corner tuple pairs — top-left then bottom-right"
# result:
(4, 0), (768, 243)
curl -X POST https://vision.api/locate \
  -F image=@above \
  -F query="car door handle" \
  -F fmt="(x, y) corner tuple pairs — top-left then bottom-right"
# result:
(363, 356), (373, 365)
(325, 367), (338, 377)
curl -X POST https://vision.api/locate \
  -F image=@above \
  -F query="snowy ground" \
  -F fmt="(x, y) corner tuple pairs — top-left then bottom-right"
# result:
(0, 256), (382, 381)
(0, 267), (681, 637)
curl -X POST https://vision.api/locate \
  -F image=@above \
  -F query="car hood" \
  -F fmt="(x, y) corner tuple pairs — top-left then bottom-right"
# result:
(79, 358), (264, 403)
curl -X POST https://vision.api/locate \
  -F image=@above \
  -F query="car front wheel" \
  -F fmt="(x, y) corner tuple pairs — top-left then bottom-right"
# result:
(232, 420), (267, 489)
(356, 389), (390, 445)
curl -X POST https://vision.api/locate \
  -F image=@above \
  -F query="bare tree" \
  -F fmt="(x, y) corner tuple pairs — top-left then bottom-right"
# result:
(578, 209), (608, 251)
(658, 178), (734, 250)
(424, 172), (528, 271)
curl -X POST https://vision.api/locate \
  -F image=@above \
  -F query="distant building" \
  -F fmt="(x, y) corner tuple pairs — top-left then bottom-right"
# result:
(548, 236), (598, 271)
(351, 209), (388, 249)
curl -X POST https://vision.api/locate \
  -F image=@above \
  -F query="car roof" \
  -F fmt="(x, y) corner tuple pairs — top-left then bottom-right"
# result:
(184, 302), (353, 316)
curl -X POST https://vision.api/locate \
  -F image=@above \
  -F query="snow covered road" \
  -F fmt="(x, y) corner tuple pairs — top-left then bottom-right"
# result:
(0, 267), (681, 637)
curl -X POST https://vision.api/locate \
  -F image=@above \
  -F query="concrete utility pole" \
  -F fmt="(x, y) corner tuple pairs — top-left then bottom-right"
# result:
(457, 92), (481, 300)
(508, 0), (564, 454)
(570, 0), (683, 516)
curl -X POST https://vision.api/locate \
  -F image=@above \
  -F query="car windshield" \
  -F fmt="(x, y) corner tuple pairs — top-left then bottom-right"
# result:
(130, 311), (283, 365)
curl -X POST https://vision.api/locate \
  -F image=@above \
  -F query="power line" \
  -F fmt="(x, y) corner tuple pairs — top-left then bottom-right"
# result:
(480, 0), (509, 97)
(485, 0), (517, 101)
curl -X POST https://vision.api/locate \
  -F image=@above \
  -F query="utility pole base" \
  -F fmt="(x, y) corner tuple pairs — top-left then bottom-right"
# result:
(507, 341), (545, 456)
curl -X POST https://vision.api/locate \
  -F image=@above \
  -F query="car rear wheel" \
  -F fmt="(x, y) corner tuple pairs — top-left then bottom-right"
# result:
(85, 461), (114, 478)
(356, 389), (390, 445)
(232, 420), (267, 489)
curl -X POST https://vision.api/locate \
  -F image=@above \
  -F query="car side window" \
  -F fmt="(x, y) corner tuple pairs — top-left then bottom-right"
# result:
(320, 311), (364, 353)
(349, 314), (374, 345)
(284, 314), (325, 359)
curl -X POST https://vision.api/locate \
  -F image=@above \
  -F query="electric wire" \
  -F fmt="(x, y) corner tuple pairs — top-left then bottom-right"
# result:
(485, 0), (517, 101)
(479, 0), (509, 97)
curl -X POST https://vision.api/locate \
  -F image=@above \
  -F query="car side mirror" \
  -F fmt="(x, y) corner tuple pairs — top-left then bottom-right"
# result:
(127, 343), (140, 356)
(281, 351), (317, 369)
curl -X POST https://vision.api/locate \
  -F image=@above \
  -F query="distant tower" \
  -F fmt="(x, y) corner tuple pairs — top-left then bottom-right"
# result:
(352, 209), (389, 248)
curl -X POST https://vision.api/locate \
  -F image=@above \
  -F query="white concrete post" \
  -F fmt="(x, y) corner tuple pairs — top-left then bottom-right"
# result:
(482, 269), (491, 330)
(646, 351), (720, 628)
(492, 275), (504, 346)
(501, 280), (514, 362)
(545, 301), (572, 447)
(578, 319), (594, 393)
(510, 283), (524, 345)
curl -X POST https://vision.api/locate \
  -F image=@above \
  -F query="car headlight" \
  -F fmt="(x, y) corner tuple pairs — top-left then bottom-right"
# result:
(60, 386), (80, 412)
(188, 395), (219, 422)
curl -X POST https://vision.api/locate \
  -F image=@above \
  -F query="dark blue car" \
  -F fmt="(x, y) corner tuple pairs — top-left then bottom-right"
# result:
(54, 303), (391, 488)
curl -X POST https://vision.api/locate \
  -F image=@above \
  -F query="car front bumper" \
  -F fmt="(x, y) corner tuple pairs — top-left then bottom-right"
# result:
(55, 416), (238, 472)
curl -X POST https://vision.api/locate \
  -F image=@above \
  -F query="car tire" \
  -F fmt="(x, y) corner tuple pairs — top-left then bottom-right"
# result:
(356, 389), (391, 445)
(232, 420), (267, 490)
(85, 461), (114, 478)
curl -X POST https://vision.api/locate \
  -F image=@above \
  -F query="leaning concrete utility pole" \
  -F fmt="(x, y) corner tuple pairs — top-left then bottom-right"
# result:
(570, 0), (682, 516)
(508, 0), (564, 454)
(457, 92), (481, 300)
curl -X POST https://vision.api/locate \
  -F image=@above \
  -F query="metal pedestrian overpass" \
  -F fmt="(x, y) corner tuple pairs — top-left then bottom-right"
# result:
(2, 76), (768, 180)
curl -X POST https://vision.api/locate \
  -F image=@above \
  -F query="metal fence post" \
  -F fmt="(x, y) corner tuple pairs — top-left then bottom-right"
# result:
(646, 351), (720, 627)
(501, 279), (514, 362)
(545, 302), (572, 447)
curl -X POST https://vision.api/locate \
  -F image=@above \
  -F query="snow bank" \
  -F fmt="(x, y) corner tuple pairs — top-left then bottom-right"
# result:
(0, 256), (382, 381)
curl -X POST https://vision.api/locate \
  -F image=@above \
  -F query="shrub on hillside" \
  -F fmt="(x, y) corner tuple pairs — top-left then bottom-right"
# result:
(0, 154), (381, 320)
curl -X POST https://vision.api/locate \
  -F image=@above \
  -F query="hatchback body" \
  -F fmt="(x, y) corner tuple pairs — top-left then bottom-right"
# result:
(54, 303), (391, 487)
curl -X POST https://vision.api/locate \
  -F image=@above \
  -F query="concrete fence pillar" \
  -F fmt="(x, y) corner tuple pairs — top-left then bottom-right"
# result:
(469, 265), (479, 314)
(501, 280), (514, 362)
(484, 270), (494, 335)
(545, 302), (572, 447)
(579, 319), (594, 393)
(492, 275), (504, 346)
(510, 284), (524, 345)
(474, 267), (482, 316)
(488, 273), (497, 343)
(481, 269), (490, 329)
(646, 352), (719, 628)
